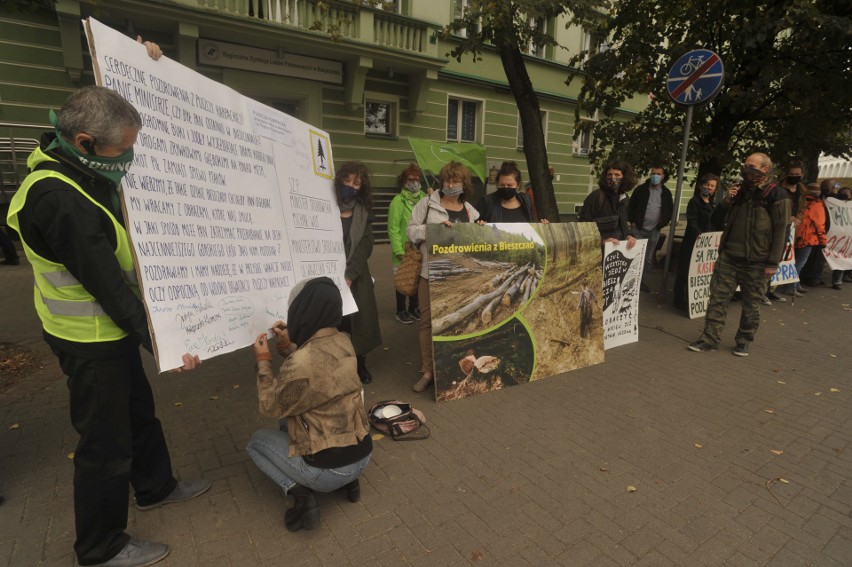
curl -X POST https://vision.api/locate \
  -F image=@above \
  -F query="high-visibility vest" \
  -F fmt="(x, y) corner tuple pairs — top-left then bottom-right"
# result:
(6, 149), (139, 343)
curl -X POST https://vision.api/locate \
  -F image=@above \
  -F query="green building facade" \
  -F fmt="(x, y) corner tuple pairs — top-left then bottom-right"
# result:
(0, 0), (643, 236)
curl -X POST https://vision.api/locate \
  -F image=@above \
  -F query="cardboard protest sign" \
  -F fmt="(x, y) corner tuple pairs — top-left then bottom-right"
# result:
(823, 197), (852, 271)
(85, 18), (354, 371)
(602, 239), (647, 349)
(426, 222), (603, 402)
(687, 231), (722, 319)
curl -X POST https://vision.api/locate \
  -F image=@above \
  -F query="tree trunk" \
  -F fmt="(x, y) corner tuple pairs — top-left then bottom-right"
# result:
(496, 41), (558, 222)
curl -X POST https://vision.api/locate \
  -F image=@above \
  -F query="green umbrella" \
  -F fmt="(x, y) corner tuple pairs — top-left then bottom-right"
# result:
(407, 137), (487, 183)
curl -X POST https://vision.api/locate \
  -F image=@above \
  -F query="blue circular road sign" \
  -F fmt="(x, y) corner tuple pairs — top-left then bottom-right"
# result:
(666, 49), (724, 106)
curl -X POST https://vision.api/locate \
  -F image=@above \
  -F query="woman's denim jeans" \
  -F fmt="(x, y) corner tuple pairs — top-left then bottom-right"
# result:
(246, 426), (370, 494)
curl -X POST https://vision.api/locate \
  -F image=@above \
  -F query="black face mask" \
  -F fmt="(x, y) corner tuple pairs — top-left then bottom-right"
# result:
(497, 186), (518, 201)
(741, 165), (766, 187)
(786, 175), (802, 185)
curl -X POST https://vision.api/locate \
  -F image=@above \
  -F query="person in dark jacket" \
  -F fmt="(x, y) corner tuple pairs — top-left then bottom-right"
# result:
(628, 165), (674, 290)
(579, 159), (637, 249)
(335, 161), (382, 384)
(475, 161), (546, 223)
(6, 80), (208, 566)
(688, 152), (790, 357)
(673, 174), (719, 310)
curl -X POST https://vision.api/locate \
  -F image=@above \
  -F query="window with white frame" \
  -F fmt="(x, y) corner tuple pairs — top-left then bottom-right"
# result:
(364, 93), (399, 136)
(453, 0), (481, 38)
(516, 110), (547, 149)
(581, 28), (601, 60)
(447, 97), (481, 143)
(572, 120), (594, 156)
(522, 16), (546, 57)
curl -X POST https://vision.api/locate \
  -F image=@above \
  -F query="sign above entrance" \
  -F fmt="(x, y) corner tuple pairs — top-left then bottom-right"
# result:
(198, 39), (343, 84)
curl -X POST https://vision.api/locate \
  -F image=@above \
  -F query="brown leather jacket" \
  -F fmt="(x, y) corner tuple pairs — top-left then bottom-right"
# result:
(256, 328), (370, 457)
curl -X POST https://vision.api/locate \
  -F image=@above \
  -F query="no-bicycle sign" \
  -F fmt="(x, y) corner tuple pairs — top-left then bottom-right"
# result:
(667, 49), (724, 106)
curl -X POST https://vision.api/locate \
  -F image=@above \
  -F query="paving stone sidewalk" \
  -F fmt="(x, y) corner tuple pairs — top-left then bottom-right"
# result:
(1, 244), (850, 566)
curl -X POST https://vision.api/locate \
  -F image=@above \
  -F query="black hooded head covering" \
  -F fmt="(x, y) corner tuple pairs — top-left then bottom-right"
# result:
(287, 277), (343, 346)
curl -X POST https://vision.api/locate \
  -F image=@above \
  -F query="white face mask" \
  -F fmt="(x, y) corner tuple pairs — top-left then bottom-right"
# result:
(405, 181), (421, 193)
(442, 183), (463, 196)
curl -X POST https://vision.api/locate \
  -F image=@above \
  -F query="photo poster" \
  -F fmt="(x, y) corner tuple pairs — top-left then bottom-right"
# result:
(601, 239), (647, 349)
(823, 197), (852, 271)
(426, 222), (604, 402)
(84, 18), (355, 371)
(769, 230), (799, 286)
(687, 231), (721, 319)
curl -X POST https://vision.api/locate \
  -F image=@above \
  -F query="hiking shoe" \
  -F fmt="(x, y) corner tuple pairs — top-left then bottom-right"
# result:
(759, 295), (772, 306)
(688, 340), (717, 353)
(136, 479), (210, 511)
(395, 311), (414, 324)
(732, 343), (749, 357)
(409, 307), (421, 320)
(766, 291), (786, 302)
(832, 283), (842, 290)
(90, 538), (169, 567)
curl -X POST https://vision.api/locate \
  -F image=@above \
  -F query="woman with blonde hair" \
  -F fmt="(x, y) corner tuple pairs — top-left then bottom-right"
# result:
(406, 161), (480, 392)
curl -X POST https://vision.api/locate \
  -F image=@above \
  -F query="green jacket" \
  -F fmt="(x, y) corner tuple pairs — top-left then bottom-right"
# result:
(714, 183), (791, 267)
(387, 188), (425, 265)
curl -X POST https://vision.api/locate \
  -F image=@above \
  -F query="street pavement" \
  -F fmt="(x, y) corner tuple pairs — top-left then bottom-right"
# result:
(1, 243), (851, 566)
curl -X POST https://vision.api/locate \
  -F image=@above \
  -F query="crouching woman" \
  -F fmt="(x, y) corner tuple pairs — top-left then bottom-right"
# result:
(246, 276), (372, 531)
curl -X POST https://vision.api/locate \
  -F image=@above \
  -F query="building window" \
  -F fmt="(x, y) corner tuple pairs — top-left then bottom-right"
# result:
(522, 17), (546, 58)
(516, 110), (547, 149)
(581, 28), (602, 60)
(365, 93), (398, 136)
(453, 0), (481, 38)
(447, 97), (480, 142)
(573, 120), (594, 156)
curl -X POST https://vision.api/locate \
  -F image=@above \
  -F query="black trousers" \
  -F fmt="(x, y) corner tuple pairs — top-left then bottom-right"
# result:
(56, 348), (176, 565)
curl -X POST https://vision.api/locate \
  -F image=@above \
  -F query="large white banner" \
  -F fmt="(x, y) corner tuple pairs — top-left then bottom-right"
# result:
(687, 231), (721, 319)
(602, 239), (646, 349)
(823, 197), (852, 271)
(85, 18), (354, 371)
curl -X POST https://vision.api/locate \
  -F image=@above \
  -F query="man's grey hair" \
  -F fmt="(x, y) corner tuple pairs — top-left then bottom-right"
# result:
(56, 86), (142, 146)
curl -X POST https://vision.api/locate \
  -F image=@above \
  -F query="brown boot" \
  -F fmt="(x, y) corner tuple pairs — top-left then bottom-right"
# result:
(412, 373), (433, 393)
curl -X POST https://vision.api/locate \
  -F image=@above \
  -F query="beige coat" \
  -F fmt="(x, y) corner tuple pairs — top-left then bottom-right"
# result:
(256, 328), (370, 457)
(405, 190), (480, 278)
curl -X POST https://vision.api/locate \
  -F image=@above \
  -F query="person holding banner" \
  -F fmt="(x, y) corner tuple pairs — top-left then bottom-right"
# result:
(829, 187), (852, 289)
(335, 162), (382, 384)
(5, 80), (211, 567)
(673, 174), (719, 311)
(388, 163), (426, 324)
(688, 153), (790, 357)
(579, 159), (637, 249)
(406, 161), (480, 392)
(248, 277), (372, 533)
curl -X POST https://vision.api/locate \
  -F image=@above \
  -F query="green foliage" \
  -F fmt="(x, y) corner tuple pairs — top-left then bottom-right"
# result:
(570, 0), (852, 178)
(1, 0), (55, 13)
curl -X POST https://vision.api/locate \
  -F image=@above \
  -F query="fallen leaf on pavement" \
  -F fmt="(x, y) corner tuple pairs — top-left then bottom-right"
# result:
(67, 452), (74, 460)
(9, 423), (20, 430)
(470, 551), (484, 561)
(830, 388), (840, 393)
(209, 396), (218, 400)
(371, 433), (385, 441)
(829, 354), (837, 358)
(815, 392), (822, 396)
(779, 478), (790, 484)
(233, 384), (240, 389)
(772, 369), (780, 373)
(770, 449), (784, 455)
(694, 443), (703, 449)
(600, 467), (610, 472)
(174, 402), (183, 407)
(383, 347), (391, 351)
(626, 485), (637, 492)
(777, 381), (786, 384)
(764, 409), (775, 414)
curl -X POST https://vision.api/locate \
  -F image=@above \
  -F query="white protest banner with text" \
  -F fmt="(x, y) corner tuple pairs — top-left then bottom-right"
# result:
(688, 231), (721, 319)
(602, 239), (646, 349)
(823, 197), (852, 271)
(85, 18), (353, 371)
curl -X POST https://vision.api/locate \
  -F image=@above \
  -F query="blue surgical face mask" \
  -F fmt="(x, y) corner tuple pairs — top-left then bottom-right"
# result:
(650, 174), (662, 186)
(442, 183), (464, 197)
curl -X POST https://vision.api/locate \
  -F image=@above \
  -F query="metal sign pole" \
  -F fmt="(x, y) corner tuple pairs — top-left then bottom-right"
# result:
(660, 104), (693, 292)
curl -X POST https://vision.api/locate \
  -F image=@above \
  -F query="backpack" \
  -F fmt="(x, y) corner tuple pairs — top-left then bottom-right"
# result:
(368, 400), (430, 441)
